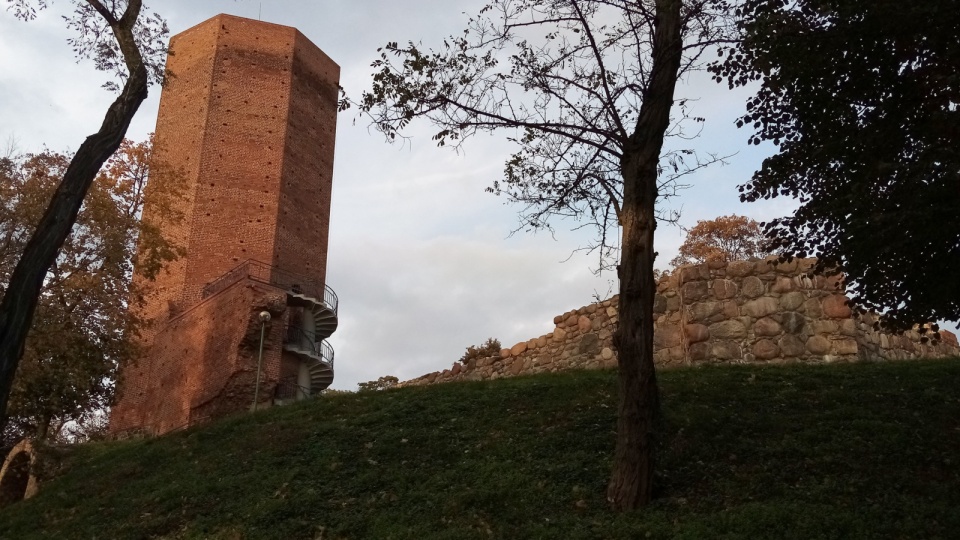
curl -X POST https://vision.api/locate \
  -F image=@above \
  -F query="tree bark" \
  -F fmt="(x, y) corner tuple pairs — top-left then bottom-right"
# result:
(0, 1), (149, 426)
(607, 0), (683, 510)
(35, 414), (50, 442)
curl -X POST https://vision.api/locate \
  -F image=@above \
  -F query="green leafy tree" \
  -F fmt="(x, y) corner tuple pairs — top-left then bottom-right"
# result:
(355, 0), (734, 508)
(0, 0), (169, 426)
(0, 139), (184, 443)
(712, 0), (960, 330)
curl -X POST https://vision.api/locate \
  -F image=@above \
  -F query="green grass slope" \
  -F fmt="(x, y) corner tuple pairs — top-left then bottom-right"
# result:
(3, 360), (960, 539)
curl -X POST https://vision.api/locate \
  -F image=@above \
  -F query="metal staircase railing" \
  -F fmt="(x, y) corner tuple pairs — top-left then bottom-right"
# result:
(274, 376), (312, 401)
(284, 326), (335, 369)
(201, 259), (338, 315)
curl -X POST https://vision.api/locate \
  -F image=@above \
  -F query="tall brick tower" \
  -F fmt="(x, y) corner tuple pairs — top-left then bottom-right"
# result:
(111, 14), (340, 437)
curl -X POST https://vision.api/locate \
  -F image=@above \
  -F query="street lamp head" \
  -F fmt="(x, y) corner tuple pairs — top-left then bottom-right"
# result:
(258, 311), (271, 323)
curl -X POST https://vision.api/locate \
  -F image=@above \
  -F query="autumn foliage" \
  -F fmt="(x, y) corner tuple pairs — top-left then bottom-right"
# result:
(0, 0), (171, 432)
(0, 139), (184, 443)
(671, 214), (767, 268)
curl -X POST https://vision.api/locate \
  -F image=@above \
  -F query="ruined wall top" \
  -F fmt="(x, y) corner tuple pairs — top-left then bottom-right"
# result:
(402, 257), (959, 386)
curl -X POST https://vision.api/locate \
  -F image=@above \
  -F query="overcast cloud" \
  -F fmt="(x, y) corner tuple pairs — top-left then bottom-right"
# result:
(4, 1), (949, 390)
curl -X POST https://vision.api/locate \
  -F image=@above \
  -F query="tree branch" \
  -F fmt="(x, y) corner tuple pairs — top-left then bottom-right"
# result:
(83, 0), (116, 26)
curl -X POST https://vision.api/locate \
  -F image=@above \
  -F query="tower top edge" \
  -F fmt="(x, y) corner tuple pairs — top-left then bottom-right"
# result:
(172, 13), (337, 67)
(177, 13), (296, 34)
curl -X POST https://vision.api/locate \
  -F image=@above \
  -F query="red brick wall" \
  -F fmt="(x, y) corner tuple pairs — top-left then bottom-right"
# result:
(273, 31), (340, 286)
(112, 15), (340, 436)
(111, 280), (288, 435)
(117, 18), (223, 418)
(181, 15), (295, 305)
(135, 17), (220, 326)
(137, 14), (341, 311)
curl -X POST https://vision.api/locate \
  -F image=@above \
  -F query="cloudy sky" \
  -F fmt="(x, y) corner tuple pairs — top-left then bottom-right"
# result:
(5, 1), (943, 390)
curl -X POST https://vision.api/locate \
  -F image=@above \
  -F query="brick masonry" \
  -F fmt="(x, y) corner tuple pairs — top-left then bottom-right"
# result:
(402, 258), (960, 386)
(110, 15), (339, 436)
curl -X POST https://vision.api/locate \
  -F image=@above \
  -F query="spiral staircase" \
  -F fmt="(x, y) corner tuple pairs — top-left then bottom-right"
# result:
(201, 260), (339, 398)
(284, 286), (338, 394)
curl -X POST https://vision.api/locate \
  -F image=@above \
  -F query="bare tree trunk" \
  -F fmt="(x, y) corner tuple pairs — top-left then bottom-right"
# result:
(0, 1), (148, 426)
(607, 0), (683, 510)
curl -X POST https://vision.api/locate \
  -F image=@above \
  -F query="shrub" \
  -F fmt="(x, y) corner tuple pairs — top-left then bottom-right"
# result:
(459, 338), (501, 364)
(357, 376), (399, 392)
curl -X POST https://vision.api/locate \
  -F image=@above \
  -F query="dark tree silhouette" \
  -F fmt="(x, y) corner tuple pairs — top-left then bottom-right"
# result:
(713, 0), (960, 331)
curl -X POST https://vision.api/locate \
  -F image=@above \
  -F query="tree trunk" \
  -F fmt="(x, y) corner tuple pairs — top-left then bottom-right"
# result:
(35, 414), (50, 442)
(607, 0), (683, 511)
(0, 2), (149, 425)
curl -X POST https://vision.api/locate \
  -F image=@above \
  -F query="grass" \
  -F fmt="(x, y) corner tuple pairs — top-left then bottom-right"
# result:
(2, 359), (960, 539)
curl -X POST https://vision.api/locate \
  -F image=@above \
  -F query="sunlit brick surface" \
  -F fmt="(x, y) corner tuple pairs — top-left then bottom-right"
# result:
(111, 15), (339, 436)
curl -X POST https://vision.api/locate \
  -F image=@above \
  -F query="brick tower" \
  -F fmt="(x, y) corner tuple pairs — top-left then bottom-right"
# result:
(110, 14), (340, 436)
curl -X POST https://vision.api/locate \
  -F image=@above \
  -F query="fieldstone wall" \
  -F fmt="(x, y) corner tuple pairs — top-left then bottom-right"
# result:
(402, 258), (959, 386)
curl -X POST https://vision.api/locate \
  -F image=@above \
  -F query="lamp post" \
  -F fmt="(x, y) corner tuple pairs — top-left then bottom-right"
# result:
(252, 311), (271, 411)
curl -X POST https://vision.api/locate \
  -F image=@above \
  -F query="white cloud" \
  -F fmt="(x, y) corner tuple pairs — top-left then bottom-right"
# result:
(326, 234), (610, 389)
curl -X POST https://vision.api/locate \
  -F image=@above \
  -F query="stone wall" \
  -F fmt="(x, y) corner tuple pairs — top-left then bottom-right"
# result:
(402, 258), (960, 386)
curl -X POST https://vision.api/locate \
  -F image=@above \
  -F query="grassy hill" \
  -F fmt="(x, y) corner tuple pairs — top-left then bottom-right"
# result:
(3, 360), (960, 539)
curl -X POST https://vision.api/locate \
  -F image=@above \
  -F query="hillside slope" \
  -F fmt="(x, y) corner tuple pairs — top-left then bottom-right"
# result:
(3, 360), (960, 539)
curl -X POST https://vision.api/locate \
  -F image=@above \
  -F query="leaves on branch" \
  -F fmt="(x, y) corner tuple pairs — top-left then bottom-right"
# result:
(354, 0), (735, 270)
(6, 0), (169, 90)
(712, 0), (960, 331)
(671, 214), (768, 267)
(0, 138), (185, 442)
(357, 376), (399, 392)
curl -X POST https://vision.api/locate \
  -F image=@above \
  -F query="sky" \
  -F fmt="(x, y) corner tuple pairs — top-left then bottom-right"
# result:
(4, 1), (949, 390)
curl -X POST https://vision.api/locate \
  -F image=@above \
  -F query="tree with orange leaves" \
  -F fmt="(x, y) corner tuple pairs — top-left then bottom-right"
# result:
(0, 139), (184, 444)
(1, 0), (169, 429)
(671, 214), (767, 267)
